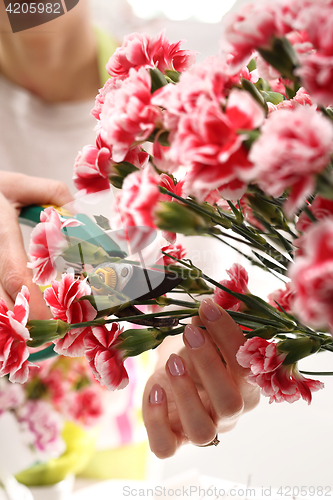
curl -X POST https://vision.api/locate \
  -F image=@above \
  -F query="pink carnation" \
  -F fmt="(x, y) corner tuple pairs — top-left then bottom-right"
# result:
(0, 286), (33, 384)
(214, 264), (249, 311)
(73, 140), (149, 199)
(267, 282), (296, 314)
(73, 144), (114, 198)
(236, 337), (323, 404)
(18, 400), (64, 457)
(152, 55), (258, 141)
(220, 1), (289, 73)
(161, 243), (186, 266)
(65, 385), (104, 427)
(28, 207), (83, 286)
(91, 78), (121, 120)
(84, 324), (129, 390)
(236, 337), (286, 375)
(296, 196), (333, 232)
(0, 378), (25, 413)
(44, 273), (97, 357)
(297, 52), (333, 107)
(99, 67), (162, 162)
(249, 105), (333, 217)
(251, 365), (324, 404)
(169, 89), (265, 202)
(114, 166), (161, 231)
(289, 218), (333, 331)
(106, 32), (196, 80)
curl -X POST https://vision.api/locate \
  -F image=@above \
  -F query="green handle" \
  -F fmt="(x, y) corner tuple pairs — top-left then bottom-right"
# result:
(19, 205), (126, 257)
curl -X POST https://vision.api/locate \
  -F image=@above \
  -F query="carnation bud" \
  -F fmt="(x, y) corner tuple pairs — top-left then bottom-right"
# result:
(278, 337), (322, 365)
(181, 277), (214, 295)
(246, 195), (289, 230)
(108, 161), (139, 189)
(257, 36), (299, 82)
(118, 328), (161, 357)
(245, 326), (279, 340)
(27, 319), (70, 347)
(155, 201), (213, 235)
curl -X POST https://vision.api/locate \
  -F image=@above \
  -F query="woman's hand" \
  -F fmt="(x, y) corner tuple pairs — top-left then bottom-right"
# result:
(0, 171), (72, 319)
(142, 299), (260, 458)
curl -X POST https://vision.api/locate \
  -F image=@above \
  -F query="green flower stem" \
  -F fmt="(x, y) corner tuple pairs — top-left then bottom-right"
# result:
(133, 298), (199, 309)
(215, 235), (287, 283)
(303, 205), (317, 223)
(300, 370), (333, 376)
(159, 185), (291, 268)
(209, 229), (266, 250)
(69, 308), (199, 330)
(158, 186), (232, 228)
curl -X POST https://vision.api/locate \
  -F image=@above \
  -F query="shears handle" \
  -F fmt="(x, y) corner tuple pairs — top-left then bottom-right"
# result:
(19, 204), (125, 257)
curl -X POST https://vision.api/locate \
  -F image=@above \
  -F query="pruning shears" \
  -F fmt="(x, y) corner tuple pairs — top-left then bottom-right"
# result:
(19, 205), (183, 327)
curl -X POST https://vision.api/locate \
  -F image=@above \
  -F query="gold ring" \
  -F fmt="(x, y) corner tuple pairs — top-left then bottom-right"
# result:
(197, 434), (220, 447)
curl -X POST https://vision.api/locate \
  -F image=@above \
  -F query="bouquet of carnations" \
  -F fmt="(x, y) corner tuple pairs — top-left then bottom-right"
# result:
(0, 355), (104, 483)
(2, 0), (333, 406)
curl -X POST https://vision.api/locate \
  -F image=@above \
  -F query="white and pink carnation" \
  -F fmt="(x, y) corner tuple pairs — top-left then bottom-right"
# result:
(161, 243), (186, 266)
(0, 286), (33, 384)
(0, 378), (25, 413)
(99, 67), (162, 163)
(296, 196), (333, 232)
(220, 1), (290, 73)
(65, 385), (104, 427)
(169, 89), (265, 202)
(17, 400), (65, 459)
(73, 144), (114, 198)
(84, 324), (129, 390)
(237, 337), (323, 404)
(249, 105), (333, 217)
(44, 273), (97, 357)
(267, 282), (296, 314)
(73, 140), (149, 199)
(114, 166), (161, 231)
(296, 52), (333, 107)
(214, 263), (249, 312)
(152, 55), (258, 140)
(91, 77), (121, 120)
(106, 31), (196, 80)
(289, 218), (333, 331)
(28, 207), (83, 286)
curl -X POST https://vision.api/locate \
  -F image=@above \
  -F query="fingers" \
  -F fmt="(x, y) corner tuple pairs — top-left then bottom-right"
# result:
(164, 354), (217, 446)
(183, 324), (244, 422)
(0, 171), (73, 208)
(199, 299), (248, 378)
(198, 298), (260, 411)
(0, 193), (51, 319)
(143, 384), (178, 459)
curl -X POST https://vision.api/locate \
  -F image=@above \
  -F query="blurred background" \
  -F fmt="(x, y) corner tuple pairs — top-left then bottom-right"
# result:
(84, 0), (333, 490)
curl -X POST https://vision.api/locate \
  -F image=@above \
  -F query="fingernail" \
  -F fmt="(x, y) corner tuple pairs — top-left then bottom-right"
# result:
(200, 299), (222, 322)
(149, 384), (164, 404)
(184, 324), (205, 349)
(167, 354), (185, 376)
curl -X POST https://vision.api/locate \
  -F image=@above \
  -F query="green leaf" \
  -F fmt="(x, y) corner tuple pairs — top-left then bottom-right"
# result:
(93, 214), (111, 231)
(261, 91), (284, 105)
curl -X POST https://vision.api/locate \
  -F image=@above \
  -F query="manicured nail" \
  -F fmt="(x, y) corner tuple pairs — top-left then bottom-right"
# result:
(167, 354), (185, 376)
(200, 299), (222, 322)
(149, 384), (164, 404)
(184, 324), (205, 349)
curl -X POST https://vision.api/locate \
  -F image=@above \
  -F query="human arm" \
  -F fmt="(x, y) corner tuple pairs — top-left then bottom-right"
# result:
(142, 298), (260, 458)
(0, 171), (72, 319)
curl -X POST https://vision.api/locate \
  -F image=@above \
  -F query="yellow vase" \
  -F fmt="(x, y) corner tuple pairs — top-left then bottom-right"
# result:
(15, 421), (99, 487)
